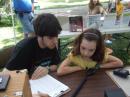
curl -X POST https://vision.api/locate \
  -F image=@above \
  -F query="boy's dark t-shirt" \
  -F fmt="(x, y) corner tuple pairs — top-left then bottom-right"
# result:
(5, 37), (60, 74)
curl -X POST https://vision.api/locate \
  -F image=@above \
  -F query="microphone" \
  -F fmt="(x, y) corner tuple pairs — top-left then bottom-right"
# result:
(71, 64), (100, 97)
(87, 64), (100, 76)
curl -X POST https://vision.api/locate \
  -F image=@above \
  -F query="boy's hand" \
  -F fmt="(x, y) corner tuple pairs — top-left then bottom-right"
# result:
(50, 65), (57, 72)
(31, 66), (48, 80)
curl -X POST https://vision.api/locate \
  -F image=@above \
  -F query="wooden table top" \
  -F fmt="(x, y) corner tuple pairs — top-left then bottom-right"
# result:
(51, 69), (118, 97)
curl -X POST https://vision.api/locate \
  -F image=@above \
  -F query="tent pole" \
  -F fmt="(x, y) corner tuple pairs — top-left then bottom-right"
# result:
(10, 0), (16, 44)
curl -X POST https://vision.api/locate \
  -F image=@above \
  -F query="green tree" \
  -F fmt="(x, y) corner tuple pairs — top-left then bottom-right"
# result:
(0, 0), (10, 13)
(0, 0), (5, 7)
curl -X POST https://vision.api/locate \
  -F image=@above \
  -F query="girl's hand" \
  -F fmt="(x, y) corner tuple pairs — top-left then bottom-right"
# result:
(31, 66), (48, 80)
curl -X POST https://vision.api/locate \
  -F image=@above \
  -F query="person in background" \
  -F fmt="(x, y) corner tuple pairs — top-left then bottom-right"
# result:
(107, 0), (116, 13)
(3, 13), (62, 80)
(88, 0), (107, 15)
(88, 0), (107, 28)
(57, 28), (123, 76)
(13, 0), (35, 38)
(115, 0), (124, 25)
(127, 1), (130, 9)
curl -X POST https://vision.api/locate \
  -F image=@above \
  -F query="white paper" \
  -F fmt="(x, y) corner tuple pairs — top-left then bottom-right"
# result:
(30, 74), (70, 97)
(106, 67), (130, 96)
(100, 16), (105, 20)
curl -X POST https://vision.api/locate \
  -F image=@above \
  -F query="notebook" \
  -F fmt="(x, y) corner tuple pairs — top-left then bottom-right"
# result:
(30, 74), (71, 97)
(106, 67), (130, 97)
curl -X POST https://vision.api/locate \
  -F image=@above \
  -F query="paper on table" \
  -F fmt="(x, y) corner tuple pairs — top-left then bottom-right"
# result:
(106, 67), (130, 97)
(30, 74), (70, 97)
(100, 16), (105, 20)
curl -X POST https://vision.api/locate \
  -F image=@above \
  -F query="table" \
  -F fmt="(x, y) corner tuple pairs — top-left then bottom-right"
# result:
(59, 26), (130, 38)
(0, 71), (32, 97)
(51, 69), (118, 97)
(59, 11), (130, 37)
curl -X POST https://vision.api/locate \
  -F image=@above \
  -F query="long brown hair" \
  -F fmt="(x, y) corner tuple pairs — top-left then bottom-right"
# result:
(89, 0), (102, 10)
(72, 28), (105, 63)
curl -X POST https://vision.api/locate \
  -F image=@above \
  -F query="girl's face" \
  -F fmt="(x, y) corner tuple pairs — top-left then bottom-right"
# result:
(38, 36), (58, 49)
(80, 39), (97, 59)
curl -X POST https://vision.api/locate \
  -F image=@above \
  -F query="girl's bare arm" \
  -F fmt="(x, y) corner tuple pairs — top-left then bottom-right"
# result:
(57, 58), (83, 76)
(100, 55), (123, 68)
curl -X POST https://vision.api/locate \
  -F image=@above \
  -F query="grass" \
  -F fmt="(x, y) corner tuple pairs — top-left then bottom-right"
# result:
(108, 33), (130, 65)
(0, 16), (12, 27)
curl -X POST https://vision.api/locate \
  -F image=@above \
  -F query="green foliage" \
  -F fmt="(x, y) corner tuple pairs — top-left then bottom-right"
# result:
(0, 0), (5, 6)
(0, 68), (3, 71)
(60, 37), (74, 60)
(0, 14), (19, 27)
(113, 49), (130, 65)
(0, 0), (10, 13)
(0, 16), (12, 27)
(106, 33), (130, 65)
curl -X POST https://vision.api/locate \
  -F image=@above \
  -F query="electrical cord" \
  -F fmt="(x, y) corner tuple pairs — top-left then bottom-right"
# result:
(71, 64), (100, 97)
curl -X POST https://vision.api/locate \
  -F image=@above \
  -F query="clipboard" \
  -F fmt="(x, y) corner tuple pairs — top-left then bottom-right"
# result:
(30, 74), (71, 97)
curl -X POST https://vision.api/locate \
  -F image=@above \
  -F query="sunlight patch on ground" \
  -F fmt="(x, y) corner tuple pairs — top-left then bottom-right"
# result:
(35, 1), (88, 9)
(0, 27), (21, 49)
(34, 0), (109, 9)
(0, 27), (15, 40)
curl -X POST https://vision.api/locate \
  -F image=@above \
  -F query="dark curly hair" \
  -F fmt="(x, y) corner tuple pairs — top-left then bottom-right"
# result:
(33, 13), (62, 37)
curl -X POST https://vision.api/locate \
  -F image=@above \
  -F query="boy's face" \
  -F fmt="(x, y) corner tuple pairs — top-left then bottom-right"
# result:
(80, 39), (96, 59)
(38, 36), (58, 49)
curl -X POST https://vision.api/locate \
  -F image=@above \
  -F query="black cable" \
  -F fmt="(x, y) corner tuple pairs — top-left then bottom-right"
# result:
(71, 71), (88, 97)
(71, 64), (100, 97)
